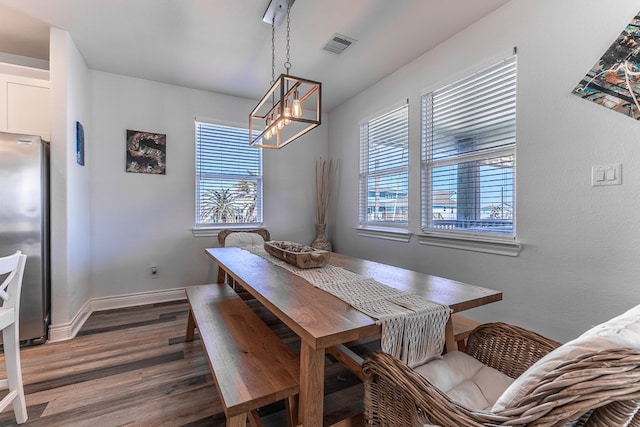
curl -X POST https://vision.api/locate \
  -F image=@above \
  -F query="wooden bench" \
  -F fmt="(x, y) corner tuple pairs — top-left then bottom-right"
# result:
(185, 284), (300, 427)
(451, 313), (480, 351)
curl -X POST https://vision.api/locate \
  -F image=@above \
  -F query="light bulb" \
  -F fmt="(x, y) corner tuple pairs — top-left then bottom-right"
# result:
(283, 101), (291, 125)
(265, 116), (273, 140)
(270, 111), (280, 131)
(292, 91), (303, 118)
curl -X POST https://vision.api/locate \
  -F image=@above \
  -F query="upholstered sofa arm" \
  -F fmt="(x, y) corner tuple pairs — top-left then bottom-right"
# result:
(464, 322), (561, 379)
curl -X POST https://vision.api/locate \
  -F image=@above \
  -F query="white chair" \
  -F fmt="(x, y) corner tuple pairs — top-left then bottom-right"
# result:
(0, 251), (28, 424)
(216, 229), (270, 298)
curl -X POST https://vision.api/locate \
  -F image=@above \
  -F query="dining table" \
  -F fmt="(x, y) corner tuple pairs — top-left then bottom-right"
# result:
(205, 246), (503, 427)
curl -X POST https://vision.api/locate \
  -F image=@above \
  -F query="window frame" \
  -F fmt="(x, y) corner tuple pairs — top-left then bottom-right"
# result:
(419, 55), (521, 255)
(194, 119), (263, 231)
(358, 102), (410, 232)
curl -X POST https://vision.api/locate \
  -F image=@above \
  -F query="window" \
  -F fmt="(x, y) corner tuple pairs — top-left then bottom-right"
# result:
(359, 103), (409, 228)
(421, 55), (517, 238)
(195, 121), (262, 226)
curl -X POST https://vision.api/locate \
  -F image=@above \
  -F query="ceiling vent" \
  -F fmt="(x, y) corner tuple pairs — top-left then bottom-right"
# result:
(323, 34), (356, 54)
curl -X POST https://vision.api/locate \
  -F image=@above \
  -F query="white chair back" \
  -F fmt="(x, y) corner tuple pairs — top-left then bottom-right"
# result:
(0, 250), (28, 424)
(224, 232), (267, 248)
(0, 251), (26, 312)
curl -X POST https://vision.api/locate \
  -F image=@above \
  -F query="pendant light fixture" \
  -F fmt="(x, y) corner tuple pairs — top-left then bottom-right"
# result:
(250, 0), (321, 149)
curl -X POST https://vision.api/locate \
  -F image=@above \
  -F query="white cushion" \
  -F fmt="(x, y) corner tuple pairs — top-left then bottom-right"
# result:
(414, 350), (514, 411)
(223, 232), (266, 248)
(492, 303), (640, 412)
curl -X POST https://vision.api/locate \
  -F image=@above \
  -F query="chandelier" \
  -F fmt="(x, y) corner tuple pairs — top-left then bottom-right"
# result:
(249, 0), (321, 149)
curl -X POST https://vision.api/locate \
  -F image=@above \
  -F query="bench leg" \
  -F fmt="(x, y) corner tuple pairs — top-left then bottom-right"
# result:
(451, 314), (480, 352)
(226, 413), (247, 427)
(248, 409), (265, 427)
(216, 266), (225, 284)
(285, 394), (299, 427)
(185, 308), (196, 342)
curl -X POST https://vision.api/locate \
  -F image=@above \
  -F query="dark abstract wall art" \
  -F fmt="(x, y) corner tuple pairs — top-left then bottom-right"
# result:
(126, 130), (166, 174)
(572, 12), (640, 120)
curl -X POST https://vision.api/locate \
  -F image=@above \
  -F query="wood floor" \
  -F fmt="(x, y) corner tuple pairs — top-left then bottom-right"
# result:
(0, 298), (378, 426)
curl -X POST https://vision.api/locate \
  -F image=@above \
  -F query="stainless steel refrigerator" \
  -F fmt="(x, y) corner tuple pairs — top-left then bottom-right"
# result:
(0, 131), (50, 344)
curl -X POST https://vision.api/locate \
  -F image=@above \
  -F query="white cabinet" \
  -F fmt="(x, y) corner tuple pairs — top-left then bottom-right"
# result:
(0, 63), (50, 141)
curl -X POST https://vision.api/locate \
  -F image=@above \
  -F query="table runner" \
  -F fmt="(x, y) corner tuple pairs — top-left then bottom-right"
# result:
(244, 246), (451, 368)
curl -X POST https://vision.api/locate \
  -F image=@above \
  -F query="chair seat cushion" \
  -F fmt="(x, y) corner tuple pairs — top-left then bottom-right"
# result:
(223, 232), (266, 248)
(493, 303), (640, 412)
(414, 350), (514, 411)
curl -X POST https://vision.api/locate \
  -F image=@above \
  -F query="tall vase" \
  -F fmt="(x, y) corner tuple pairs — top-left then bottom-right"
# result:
(311, 223), (332, 251)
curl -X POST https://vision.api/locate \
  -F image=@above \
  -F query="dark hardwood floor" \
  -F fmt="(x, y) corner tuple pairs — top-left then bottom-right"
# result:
(0, 298), (378, 426)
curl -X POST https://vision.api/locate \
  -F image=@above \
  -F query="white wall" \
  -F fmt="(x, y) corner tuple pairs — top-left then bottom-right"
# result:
(88, 71), (327, 299)
(328, 0), (640, 342)
(49, 28), (91, 327)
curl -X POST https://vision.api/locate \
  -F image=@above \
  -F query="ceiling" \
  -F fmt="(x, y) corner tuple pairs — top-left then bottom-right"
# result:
(0, 0), (510, 112)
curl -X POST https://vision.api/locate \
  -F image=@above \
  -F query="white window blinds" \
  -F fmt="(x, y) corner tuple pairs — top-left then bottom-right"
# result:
(422, 55), (517, 237)
(195, 121), (263, 226)
(359, 104), (409, 227)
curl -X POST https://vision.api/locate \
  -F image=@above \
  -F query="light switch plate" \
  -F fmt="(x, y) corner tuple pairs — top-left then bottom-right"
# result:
(592, 163), (621, 186)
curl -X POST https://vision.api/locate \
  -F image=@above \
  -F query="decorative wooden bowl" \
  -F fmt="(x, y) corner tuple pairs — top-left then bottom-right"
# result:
(263, 241), (330, 269)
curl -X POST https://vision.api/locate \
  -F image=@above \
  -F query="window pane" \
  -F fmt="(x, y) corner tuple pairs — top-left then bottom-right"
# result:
(196, 124), (261, 177)
(429, 154), (514, 234)
(365, 173), (408, 223)
(195, 122), (262, 226)
(422, 55), (517, 237)
(360, 104), (409, 226)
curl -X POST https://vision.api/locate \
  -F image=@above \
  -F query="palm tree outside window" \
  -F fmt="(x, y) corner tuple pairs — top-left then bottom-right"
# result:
(195, 120), (263, 226)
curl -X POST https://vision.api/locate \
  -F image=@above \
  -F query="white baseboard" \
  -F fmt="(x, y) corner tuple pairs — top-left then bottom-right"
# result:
(48, 299), (93, 343)
(48, 287), (187, 343)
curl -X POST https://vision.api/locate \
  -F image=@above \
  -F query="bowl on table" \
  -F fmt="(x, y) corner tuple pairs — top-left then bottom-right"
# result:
(263, 241), (330, 269)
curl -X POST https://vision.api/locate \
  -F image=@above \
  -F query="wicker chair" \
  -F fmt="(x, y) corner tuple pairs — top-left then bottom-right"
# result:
(362, 322), (640, 426)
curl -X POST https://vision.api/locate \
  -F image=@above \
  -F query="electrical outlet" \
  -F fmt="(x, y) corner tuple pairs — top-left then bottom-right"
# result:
(151, 265), (158, 278)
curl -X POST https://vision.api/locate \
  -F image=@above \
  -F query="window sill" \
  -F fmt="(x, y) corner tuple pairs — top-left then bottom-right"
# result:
(417, 232), (521, 256)
(355, 226), (412, 242)
(191, 225), (264, 238)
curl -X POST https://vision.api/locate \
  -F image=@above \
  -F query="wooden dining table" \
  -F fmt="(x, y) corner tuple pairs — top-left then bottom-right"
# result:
(205, 247), (502, 427)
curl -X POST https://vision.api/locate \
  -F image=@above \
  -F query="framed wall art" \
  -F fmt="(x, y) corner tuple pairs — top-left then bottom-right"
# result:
(572, 12), (640, 120)
(126, 129), (166, 174)
(76, 121), (85, 166)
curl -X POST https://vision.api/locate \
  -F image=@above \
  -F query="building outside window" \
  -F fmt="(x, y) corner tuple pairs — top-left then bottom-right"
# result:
(421, 55), (517, 239)
(359, 103), (409, 228)
(195, 120), (263, 227)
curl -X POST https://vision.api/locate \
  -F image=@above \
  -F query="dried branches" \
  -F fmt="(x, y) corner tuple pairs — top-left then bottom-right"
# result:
(315, 157), (334, 225)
